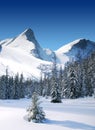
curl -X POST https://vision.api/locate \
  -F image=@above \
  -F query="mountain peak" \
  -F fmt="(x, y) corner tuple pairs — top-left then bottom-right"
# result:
(19, 28), (36, 42)
(56, 38), (95, 63)
(22, 28), (33, 35)
(70, 38), (95, 50)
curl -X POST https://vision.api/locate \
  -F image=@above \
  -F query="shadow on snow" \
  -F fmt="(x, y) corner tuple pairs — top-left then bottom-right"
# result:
(45, 119), (95, 130)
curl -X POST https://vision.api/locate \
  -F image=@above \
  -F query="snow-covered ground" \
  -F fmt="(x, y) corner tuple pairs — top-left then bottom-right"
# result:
(0, 97), (95, 130)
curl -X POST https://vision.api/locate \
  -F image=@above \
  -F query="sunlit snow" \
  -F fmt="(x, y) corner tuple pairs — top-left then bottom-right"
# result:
(0, 97), (95, 130)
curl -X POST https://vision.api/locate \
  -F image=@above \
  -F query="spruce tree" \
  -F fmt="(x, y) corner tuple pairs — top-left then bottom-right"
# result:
(0, 75), (6, 99)
(27, 92), (45, 123)
(14, 73), (20, 99)
(19, 74), (24, 98)
(51, 56), (62, 103)
(61, 65), (69, 98)
(5, 68), (9, 99)
(8, 76), (14, 99)
(68, 64), (79, 99)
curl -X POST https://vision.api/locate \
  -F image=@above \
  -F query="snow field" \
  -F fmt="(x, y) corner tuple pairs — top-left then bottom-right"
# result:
(0, 97), (95, 130)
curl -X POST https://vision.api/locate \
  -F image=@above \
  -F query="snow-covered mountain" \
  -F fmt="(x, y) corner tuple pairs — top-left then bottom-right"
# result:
(0, 28), (95, 79)
(0, 28), (54, 61)
(0, 29), (54, 79)
(56, 38), (95, 63)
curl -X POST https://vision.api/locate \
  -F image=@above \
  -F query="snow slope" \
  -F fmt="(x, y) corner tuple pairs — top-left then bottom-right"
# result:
(0, 46), (51, 79)
(0, 29), (53, 79)
(0, 97), (95, 130)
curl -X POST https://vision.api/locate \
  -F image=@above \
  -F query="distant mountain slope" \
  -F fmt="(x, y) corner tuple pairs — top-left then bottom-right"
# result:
(56, 39), (95, 62)
(0, 28), (95, 79)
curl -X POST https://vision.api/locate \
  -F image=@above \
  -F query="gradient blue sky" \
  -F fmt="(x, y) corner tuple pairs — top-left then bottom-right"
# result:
(0, 0), (95, 50)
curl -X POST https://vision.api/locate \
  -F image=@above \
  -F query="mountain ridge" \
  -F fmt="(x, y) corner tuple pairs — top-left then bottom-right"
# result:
(56, 38), (95, 62)
(0, 28), (95, 79)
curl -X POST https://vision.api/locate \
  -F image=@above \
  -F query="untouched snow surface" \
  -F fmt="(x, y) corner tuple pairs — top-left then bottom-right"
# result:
(0, 97), (95, 130)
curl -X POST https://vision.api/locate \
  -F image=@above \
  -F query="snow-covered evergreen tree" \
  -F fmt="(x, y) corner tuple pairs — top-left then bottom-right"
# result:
(19, 74), (25, 98)
(5, 68), (9, 99)
(87, 52), (95, 96)
(14, 73), (20, 99)
(8, 76), (14, 99)
(51, 81), (62, 102)
(68, 64), (79, 99)
(58, 66), (63, 97)
(27, 92), (45, 123)
(51, 56), (62, 103)
(61, 65), (69, 98)
(0, 75), (6, 99)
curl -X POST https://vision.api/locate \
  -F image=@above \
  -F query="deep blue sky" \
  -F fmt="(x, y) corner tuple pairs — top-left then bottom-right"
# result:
(0, 0), (95, 50)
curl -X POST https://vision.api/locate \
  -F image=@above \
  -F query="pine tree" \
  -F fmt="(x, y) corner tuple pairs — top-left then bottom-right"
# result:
(51, 81), (62, 102)
(8, 76), (14, 99)
(0, 75), (6, 99)
(68, 63), (79, 99)
(19, 74), (25, 98)
(51, 56), (62, 103)
(39, 73), (43, 96)
(43, 73), (50, 97)
(14, 73), (20, 99)
(61, 65), (69, 98)
(5, 68), (9, 99)
(58, 66), (63, 97)
(90, 51), (95, 97)
(27, 92), (45, 123)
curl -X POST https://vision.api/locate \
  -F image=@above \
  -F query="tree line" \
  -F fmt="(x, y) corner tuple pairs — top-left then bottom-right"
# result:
(0, 51), (95, 100)
(61, 51), (95, 99)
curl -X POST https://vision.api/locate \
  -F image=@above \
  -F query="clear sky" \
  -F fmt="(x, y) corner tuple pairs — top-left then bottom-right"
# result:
(0, 0), (95, 50)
